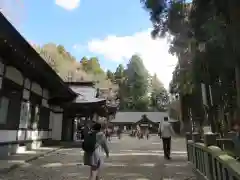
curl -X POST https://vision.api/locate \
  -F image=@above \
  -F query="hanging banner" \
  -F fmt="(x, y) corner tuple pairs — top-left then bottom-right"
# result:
(209, 85), (213, 106)
(19, 101), (30, 129)
(201, 83), (208, 106)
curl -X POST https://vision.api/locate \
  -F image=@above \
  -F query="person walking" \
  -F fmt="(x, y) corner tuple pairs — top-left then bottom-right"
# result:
(232, 121), (240, 159)
(145, 128), (150, 140)
(83, 124), (91, 140)
(117, 127), (122, 139)
(158, 117), (175, 160)
(83, 123), (109, 180)
(105, 128), (111, 141)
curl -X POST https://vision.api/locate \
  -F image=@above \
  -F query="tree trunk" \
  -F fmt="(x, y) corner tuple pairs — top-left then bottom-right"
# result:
(180, 94), (191, 133)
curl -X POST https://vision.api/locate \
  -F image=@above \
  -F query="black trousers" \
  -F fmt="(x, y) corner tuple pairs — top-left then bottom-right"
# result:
(162, 137), (171, 158)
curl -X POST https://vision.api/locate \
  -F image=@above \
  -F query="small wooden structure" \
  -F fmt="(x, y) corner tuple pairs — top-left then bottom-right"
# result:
(61, 81), (118, 141)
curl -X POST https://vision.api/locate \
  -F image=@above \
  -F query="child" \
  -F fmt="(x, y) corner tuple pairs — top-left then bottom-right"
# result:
(83, 123), (109, 180)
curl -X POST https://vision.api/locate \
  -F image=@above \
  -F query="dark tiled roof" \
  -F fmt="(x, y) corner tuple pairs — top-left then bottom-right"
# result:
(70, 85), (106, 103)
(0, 12), (76, 100)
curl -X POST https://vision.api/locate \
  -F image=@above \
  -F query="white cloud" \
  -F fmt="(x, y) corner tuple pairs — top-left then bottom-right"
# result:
(55, 0), (80, 10)
(87, 29), (178, 89)
(73, 44), (83, 50)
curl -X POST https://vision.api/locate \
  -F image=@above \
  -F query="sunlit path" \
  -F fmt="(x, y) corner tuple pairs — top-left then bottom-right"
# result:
(0, 135), (195, 180)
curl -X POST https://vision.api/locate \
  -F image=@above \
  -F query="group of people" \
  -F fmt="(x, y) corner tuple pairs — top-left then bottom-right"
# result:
(104, 127), (122, 141)
(81, 117), (240, 180)
(130, 128), (150, 139)
(81, 117), (175, 180)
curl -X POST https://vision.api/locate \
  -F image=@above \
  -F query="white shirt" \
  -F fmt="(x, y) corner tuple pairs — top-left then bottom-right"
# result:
(159, 121), (174, 138)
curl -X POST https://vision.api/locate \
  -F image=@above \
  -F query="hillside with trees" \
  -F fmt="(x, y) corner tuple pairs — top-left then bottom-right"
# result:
(33, 43), (114, 89)
(34, 43), (169, 112)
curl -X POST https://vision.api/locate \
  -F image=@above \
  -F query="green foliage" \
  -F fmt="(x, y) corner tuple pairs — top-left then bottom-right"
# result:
(151, 73), (164, 91)
(150, 73), (169, 110)
(125, 55), (149, 102)
(115, 64), (125, 79)
(134, 97), (150, 111)
(141, 0), (240, 133)
(34, 43), (111, 89)
(106, 70), (115, 82)
(36, 43), (169, 112)
(80, 57), (104, 75)
(111, 55), (168, 111)
(57, 45), (65, 54)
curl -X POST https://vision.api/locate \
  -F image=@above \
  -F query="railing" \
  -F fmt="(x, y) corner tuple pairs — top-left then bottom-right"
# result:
(187, 139), (240, 180)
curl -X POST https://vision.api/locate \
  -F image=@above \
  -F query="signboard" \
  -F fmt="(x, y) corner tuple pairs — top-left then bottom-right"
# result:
(140, 124), (149, 127)
(19, 101), (30, 128)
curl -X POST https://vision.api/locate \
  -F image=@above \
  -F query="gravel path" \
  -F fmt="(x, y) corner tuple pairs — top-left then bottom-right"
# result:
(0, 135), (196, 180)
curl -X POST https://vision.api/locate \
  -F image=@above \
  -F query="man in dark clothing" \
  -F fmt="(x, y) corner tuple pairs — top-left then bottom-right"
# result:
(232, 121), (240, 159)
(117, 128), (122, 139)
(82, 124), (90, 140)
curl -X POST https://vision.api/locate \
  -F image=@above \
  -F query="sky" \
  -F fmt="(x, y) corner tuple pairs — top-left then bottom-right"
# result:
(0, 0), (177, 89)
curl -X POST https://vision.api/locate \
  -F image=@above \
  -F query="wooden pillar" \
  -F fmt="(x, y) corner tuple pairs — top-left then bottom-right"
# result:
(62, 111), (74, 141)
(70, 117), (74, 141)
(61, 111), (68, 141)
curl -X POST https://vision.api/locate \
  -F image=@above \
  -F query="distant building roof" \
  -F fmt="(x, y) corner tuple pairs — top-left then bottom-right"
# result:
(70, 86), (96, 98)
(74, 95), (106, 104)
(66, 81), (95, 87)
(70, 85), (106, 104)
(111, 112), (178, 123)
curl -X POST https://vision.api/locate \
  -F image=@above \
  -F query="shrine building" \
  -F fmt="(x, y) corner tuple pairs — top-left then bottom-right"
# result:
(111, 112), (178, 133)
(0, 13), (118, 157)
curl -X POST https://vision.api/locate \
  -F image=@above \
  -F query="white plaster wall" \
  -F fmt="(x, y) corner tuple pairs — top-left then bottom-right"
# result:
(51, 113), (63, 141)
(0, 130), (17, 142)
(24, 78), (31, 89)
(48, 131), (52, 139)
(31, 82), (42, 95)
(43, 89), (49, 99)
(23, 89), (30, 100)
(17, 130), (26, 141)
(37, 131), (49, 139)
(26, 130), (50, 140)
(42, 99), (49, 108)
(26, 130), (38, 140)
(5, 66), (24, 85)
(0, 60), (5, 75)
(0, 130), (50, 142)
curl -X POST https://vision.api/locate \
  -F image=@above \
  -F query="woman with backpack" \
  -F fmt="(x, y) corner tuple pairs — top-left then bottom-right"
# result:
(83, 122), (109, 180)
